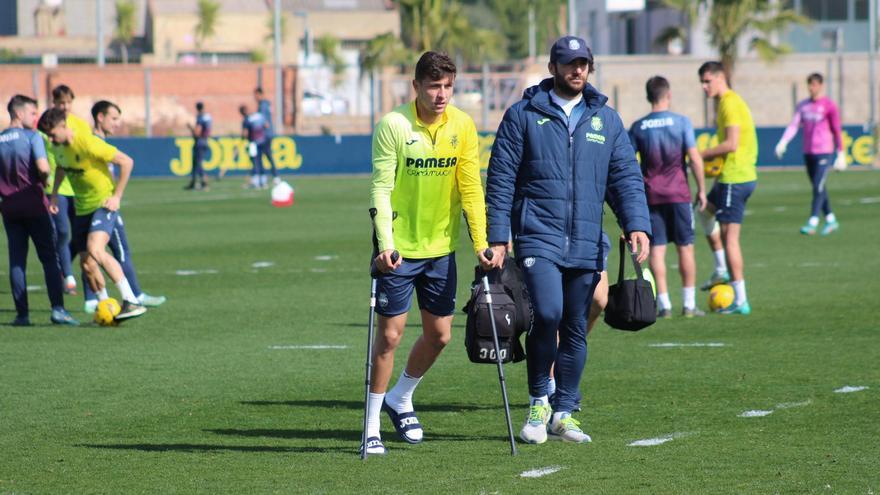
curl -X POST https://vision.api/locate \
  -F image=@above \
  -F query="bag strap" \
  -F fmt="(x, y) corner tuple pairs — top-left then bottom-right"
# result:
(616, 237), (646, 283)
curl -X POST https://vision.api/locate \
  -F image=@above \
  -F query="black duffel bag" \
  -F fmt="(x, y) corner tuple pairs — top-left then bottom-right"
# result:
(604, 238), (657, 331)
(463, 258), (530, 364)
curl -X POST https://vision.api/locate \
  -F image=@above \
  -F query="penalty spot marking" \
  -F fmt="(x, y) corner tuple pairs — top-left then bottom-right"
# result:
(252, 261), (274, 268)
(834, 385), (869, 394)
(268, 345), (349, 350)
(739, 410), (773, 418)
(649, 342), (726, 348)
(520, 466), (562, 478)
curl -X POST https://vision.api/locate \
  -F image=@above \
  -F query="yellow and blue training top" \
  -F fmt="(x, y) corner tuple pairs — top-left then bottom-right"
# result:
(370, 102), (488, 258)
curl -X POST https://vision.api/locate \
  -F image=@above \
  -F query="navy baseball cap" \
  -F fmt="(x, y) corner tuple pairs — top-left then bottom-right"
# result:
(550, 36), (593, 64)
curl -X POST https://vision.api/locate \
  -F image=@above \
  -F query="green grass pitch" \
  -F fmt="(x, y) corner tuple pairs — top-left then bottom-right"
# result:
(0, 170), (878, 493)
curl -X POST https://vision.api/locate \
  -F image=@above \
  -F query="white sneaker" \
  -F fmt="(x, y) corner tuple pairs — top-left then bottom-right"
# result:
(548, 412), (592, 443)
(84, 299), (99, 314)
(519, 399), (552, 444)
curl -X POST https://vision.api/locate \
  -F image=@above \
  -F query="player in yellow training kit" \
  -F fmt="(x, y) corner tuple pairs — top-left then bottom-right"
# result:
(38, 108), (147, 320)
(697, 62), (758, 314)
(362, 52), (494, 455)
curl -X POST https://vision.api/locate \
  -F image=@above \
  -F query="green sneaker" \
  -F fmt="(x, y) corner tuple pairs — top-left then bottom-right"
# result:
(820, 220), (839, 236)
(548, 413), (592, 443)
(719, 300), (751, 315)
(138, 293), (167, 307)
(800, 222), (817, 235)
(700, 270), (730, 291)
(519, 399), (552, 444)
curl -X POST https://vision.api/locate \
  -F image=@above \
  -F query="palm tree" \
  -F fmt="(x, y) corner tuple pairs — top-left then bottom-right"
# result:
(194, 0), (220, 58)
(315, 34), (347, 80)
(397, 0), (504, 64)
(659, 0), (808, 80)
(113, 0), (136, 64)
(359, 32), (413, 76)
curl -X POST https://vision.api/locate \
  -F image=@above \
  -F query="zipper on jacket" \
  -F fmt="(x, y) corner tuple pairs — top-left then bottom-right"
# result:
(564, 133), (574, 259)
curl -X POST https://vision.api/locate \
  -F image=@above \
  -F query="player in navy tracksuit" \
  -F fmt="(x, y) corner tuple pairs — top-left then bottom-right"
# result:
(486, 37), (650, 444)
(186, 101), (211, 190)
(240, 104), (278, 188)
(0, 95), (78, 326)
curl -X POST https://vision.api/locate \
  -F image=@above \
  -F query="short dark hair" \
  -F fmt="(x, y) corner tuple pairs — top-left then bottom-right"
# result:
(52, 84), (75, 101)
(91, 100), (121, 123)
(196, 101), (205, 112)
(414, 51), (456, 82)
(807, 72), (824, 84)
(698, 61), (725, 78)
(37, 108), (67, 135)
(7, 94), (37, 121)
(239, 104), (248, 115)
(645, 76), (670, 104)
(255, 87), (264, 94)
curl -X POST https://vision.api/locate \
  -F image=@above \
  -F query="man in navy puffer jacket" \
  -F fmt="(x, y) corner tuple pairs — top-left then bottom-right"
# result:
(486, 36), (651, 445)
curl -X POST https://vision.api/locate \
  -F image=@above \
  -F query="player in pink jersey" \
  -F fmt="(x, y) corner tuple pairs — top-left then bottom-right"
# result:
(774, 73), (843, 235)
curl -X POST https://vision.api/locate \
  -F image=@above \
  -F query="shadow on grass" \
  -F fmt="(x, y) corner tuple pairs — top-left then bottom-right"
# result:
(77, 443), (347, 453)
(206, 428), (505, 443)
(240, 400), (500, 412)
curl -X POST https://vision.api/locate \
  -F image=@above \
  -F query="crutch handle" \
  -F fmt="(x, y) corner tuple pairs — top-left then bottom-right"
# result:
(483, 248), (494, 261)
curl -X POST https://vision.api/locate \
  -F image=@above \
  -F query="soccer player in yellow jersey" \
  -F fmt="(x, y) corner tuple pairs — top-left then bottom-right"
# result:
(363, 52), (493, 455)
(49, 84), (90, 295)
(698, 62), (758, 314)
(38, 108), (147, 320)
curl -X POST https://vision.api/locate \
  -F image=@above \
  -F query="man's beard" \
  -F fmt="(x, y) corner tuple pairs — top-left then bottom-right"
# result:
(554, 73), (585, 98)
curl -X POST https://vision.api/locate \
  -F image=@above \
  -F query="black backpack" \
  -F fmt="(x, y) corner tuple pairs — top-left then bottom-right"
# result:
(463, 258), (530, 364)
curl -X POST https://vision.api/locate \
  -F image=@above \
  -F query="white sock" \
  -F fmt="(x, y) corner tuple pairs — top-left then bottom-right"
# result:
(530, 394), (549, 406)
(547, 377), (556, 397)
(115, 278), (138, 304)
(732, 279), (747, 305)
(64, 275), (76, 286)
(713, 250), (727, 273)
(825, 213), (836, 223)
(658, 292), (672, 310)
(386, 371), (422, 413)
(97, 288), (109, 301)
(808, 216), (820, 227)
(367, 392), (384, 438)
(682, 286), (696, 309)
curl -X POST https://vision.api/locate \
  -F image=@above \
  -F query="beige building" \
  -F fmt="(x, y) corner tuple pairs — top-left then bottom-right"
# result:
(0, 0), (399, 65)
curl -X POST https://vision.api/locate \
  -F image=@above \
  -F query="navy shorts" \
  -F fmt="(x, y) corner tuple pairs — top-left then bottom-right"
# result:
(375, 253), (457, 317)
(72, 208), (119, 253)
(708, 181), (756, 224)
(649, 202), (695, 246)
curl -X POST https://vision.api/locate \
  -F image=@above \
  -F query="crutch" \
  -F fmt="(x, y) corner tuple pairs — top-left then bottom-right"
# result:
(481, 248), (517, 456)
(361, 244), (399, 460)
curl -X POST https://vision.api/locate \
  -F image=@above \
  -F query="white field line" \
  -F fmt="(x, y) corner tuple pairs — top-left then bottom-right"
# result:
(175, 269), (219, 276)
(252, 261), (275, 268)
(860, 197), (880, 204)
(739, 410), (774, 418)
(268, 345), (349, 350)
(628, 435), (674, 447)
(314, 255), (338, 261)
(519, 466), (562, 478)
(773, 206), (787, 212)
(834, 385), (869, 393)
(776, 400), (812, 409)
(26, 285), (42, 292)
(648, 342), (726, 348)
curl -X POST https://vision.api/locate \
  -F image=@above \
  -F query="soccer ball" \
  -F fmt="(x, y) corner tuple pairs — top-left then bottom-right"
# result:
(705, 157), (724, 177)
(94, 298), (122, 326)
(708, 284), (735, 312)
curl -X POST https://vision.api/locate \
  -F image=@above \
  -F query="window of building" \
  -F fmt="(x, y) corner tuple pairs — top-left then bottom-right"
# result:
(855, 0), (869, 20)
(802, 0), (848, 21)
